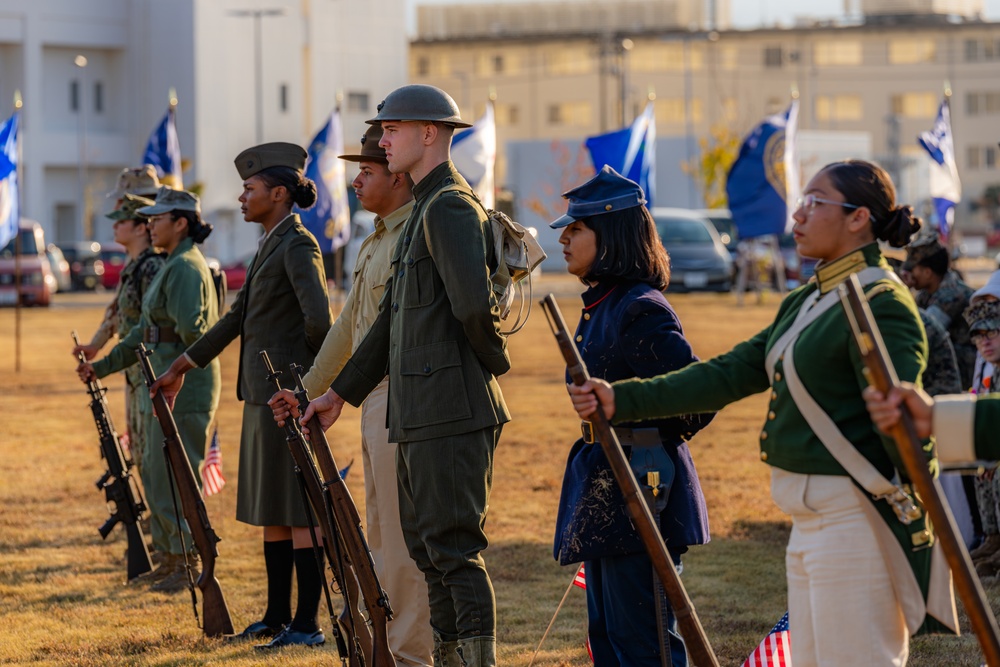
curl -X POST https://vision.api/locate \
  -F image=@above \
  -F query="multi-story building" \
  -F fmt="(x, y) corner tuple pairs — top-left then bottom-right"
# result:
(411, 0), (1000, 232)
(0, 0), (407, 261)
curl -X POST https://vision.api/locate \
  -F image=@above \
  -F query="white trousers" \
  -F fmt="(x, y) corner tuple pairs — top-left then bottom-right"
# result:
(771, 468), (908, 667)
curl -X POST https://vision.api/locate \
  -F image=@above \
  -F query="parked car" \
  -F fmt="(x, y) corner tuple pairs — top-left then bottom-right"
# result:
(696, 208), (739, 261)
(0, 220), (55, 307)
(652, 208), (733, 293)
(221, 255), (252, 292)
(58, 241), (105, 291)
(99, 243), (128, 289)
(45, 243), (72, 292)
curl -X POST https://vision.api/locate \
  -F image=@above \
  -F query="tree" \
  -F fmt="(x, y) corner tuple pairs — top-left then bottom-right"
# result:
(682, 124), (741, 210)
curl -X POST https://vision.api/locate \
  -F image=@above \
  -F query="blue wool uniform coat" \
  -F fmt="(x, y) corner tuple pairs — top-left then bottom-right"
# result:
(554, 280), (713, 564)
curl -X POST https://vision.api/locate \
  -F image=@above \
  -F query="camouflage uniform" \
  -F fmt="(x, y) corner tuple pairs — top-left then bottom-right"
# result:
(918, 308), (963, 396)
(915, 270), (976, 390)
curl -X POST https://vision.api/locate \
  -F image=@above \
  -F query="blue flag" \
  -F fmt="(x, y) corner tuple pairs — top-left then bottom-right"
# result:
(917, 98), (961, 242)
(726, 101), (800, 239)
(0, 111), (19, 249)
(584, 101), (656, 207)
(296, 109), (350, 254)
(142, 107), (183, 187)
(452, 102), (496, 208)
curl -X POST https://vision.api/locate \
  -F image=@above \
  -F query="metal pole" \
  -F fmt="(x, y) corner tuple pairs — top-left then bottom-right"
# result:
(74, 55), (88, 241)
(254, 13), (263, 143)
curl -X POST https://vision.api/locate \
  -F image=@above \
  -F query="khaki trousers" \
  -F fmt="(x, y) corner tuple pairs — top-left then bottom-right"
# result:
(363, 380), (434, 666)
(771, 468), (908, 667)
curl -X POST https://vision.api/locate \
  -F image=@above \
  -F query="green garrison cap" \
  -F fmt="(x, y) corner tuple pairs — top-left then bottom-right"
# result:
(137, 186), (201, 216)
(106, 194), (156, 221)
(234, 142), (308, 180)
(339, 125), (388, 163)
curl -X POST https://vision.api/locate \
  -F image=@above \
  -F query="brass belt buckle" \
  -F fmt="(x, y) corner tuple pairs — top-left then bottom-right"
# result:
(581, 421), (595, 444)
(876, 487), (922, 525)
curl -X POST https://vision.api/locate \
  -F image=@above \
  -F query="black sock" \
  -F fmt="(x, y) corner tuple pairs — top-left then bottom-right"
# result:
(290, 546), (324, 633)
(261, 539), (294, 628)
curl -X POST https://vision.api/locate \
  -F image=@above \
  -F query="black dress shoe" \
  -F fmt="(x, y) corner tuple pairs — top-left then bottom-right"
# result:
(225, 620), (285, 642)
(255, 626), (325, 650)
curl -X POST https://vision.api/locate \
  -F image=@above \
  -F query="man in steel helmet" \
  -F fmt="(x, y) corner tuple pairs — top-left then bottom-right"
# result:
(295, 84), (510, 666)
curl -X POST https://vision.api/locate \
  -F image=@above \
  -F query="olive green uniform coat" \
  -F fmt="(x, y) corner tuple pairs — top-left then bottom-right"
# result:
(186, 213), (331, 526)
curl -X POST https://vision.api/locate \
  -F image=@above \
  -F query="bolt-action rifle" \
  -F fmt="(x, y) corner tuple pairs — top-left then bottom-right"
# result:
(135, 343), (234, 638)
(840, 273), (1000, 665)
(72, 331), (152, 582)
(540, 295), (720, 667)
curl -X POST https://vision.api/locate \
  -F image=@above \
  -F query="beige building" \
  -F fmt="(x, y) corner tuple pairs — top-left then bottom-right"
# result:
(411, 2), (1000, 225)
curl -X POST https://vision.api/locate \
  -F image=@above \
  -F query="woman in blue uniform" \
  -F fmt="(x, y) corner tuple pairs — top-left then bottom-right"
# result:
(567, 160), (956, 667)
(551, 166), (713, 666)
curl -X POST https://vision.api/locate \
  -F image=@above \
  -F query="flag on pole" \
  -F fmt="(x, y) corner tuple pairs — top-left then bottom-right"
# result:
(142, 107), (183, 188)
(452, 101), (497, 209)
(573, 563), (587, 589)
(918, 97), (961, 243)
(0, 111), (19, 249)
(201, 427), (226, 497)
(585, 101), (657, 207)
(726, 100), (800, 239)
(298, 109), (351, 253)
(742, 612), (791, 667)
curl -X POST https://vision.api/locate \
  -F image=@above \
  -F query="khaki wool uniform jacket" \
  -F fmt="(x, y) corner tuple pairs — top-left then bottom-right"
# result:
(332, 161), (511, 443)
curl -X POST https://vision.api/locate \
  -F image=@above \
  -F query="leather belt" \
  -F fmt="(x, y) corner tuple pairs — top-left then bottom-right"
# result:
(581, 421), (662, 447)
(143, 325), (180, 344)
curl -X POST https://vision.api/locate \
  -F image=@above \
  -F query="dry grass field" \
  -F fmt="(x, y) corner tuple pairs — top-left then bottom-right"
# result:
(1, 274), (996, 666)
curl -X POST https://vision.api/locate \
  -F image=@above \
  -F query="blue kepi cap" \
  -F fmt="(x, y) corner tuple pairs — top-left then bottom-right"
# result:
(550, 165), (647, 229)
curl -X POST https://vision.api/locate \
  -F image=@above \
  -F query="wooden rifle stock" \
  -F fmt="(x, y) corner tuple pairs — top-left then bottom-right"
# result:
(840, 274), (1000, 665)
(259, 351), (368, 666)
(73, 332), (153, 582)
(135, 344), (234, 638)
(540, 295), (720, 667)
(289, 363), (395, 667)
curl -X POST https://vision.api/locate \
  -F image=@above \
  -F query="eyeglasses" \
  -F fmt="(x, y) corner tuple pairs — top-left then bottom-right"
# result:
(971, 330), (1000, 344)
(795, 194), (875, 222)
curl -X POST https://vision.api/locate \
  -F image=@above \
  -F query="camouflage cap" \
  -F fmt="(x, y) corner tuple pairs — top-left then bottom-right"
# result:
(964, 299), (1000, 332)
(106, 194), (156, 222)
(106, 165), (161, 199)
(902, 235), (946, 271)
(338, 124), (387, 163)
(137, 186), (201, 216)
(234, 142), (308, 180)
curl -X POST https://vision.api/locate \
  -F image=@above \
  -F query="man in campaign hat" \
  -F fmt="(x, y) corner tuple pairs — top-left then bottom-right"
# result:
(152, 142), (333, 647)
(269, 123), (435, 665)
(291, 85), (510, 666)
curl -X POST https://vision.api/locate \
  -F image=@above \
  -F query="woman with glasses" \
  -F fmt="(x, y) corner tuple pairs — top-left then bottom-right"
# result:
(566, 160), (958, 666)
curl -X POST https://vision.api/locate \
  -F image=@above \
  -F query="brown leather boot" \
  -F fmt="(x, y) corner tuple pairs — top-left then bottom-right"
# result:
(971, 534), (1000, 563)
(151, 555), (198, 593)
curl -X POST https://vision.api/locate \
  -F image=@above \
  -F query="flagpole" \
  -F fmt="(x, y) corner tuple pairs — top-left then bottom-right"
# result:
(12, 94), (22, 372)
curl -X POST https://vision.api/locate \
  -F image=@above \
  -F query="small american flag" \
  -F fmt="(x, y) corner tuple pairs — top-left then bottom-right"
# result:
(573, 563), (587, 589)
(201, 427), (226, 497)
(743, 612), (791, 667)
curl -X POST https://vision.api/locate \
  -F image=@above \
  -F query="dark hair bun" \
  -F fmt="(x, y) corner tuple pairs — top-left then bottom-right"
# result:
(190, 220), (214, 244)
(293, 179), (318, 209)
(875, 205), (921, 248)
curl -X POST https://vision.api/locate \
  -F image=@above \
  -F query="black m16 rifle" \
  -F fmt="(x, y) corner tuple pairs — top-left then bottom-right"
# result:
(289, 363), (395, 667)
(540, 295), (720, 667)
(136, 343), (234, 638)
(840, 273), (1000, 666)
(72, 331), (152, 582)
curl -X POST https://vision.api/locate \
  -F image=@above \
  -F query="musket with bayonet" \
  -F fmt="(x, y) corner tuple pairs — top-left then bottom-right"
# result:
(73, 331), (153, 582)
(840, 272), (1000, 666)
(135, 343), (234, 638)
(540, 295), (720, 667)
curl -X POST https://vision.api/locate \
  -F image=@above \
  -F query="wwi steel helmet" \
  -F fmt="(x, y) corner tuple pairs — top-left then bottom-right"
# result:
(368, 85), (472, 128)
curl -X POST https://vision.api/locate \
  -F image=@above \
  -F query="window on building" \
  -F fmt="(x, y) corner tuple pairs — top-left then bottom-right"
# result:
(279, 84), (288, 112)
(93, 81), (103, 113)
(654, 98), (704, 124)
(475, 52), (513, 77)
(988, 146), (998, 169)
(815, 94), (863, 122)
(545, 47), (593, 76)
(888, 39), (936, 65)
(416, 56), (430, 77)
(495, 102), (519, 126)
(764, 46), (783, 68)
(721, 97), (738, 122)
(70, 80), (79, 112)
(890, 92), (937, 119)
(548, 101), (591, 126)
(968, 146), (982, 169)
(719, 44), (738, 71)
(631, 42), (703, 73)
(346, 91), (369, 113)
(813, 40), (863, 66)
(966, 39), (980, 62)
(967, 91), (980, 115)
(967, 91), (1000, 116)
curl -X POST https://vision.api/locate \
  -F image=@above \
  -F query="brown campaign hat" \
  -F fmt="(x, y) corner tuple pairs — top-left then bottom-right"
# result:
(106, 194), (156, 222)
(106, 165), (161, 199)
(338, 125), (387, 163)
(137, 186), (201, 216)
(234, 142), (308, 180)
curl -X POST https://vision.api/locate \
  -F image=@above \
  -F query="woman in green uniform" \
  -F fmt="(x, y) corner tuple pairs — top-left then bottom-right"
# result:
(568, 160), (957, 667)
(78, 187), (221, 593)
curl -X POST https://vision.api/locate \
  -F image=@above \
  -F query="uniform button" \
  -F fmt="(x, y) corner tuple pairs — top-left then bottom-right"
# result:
(404, 235), (411, 244)
(392, 303), (399, 312)
(398, 269), (405, 277)
(424, 365), (431, 373)
(366, 254), (371, 260)
(375, 233), (382, 240)
(760, 451), (768, 461)
(768, 411), (776, 420)
(771, 391), (778, 400)
(583, 313), (591, 320)
(407, 258), (414, 267)
(576, 335), (583, 342)
(760, 430), (768, 440)
(774, 372), (782, 382)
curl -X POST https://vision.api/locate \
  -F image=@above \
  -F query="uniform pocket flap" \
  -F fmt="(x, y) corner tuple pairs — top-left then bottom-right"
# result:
(399, 341), (463, 377)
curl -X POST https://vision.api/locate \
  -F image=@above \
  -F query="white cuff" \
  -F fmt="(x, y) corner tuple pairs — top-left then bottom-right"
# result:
(933, 394), (977, 464)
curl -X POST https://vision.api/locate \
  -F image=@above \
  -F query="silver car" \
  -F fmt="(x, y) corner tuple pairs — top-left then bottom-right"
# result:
(653, 208), (734, 293)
